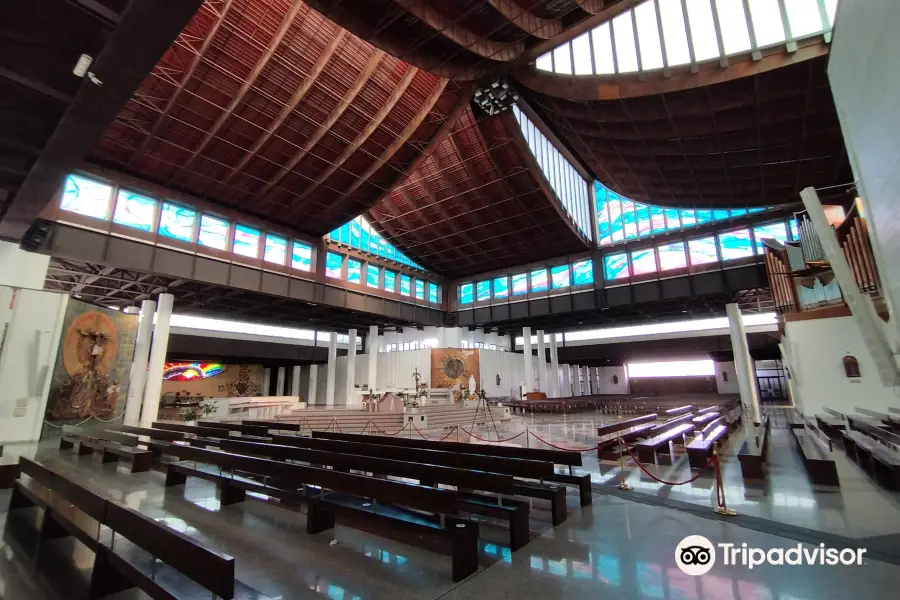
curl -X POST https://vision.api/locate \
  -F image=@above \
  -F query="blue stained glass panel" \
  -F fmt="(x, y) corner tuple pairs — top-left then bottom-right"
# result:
(350, 220), (361, 247)
(512, 273), (528, 295)
(604, 253), (629, 280)
(330, 230), (339, 241)
(325, 252), (343, 278)
(400, 274), (411, 296)
(621, 200), (638, 239)
(159, 203), (195, 241)
(696, 209), (713, 224)
(748, 207), (765, 213)
(476, 280), (491, 301)
(658, 241), (687, 270)
(292, 241), (312, 271)
(665, 208), (681, 230)
(688, 236), (718, 265)
(718, 229), (754, 260)
(753, 222), (788, 252)
(595, 182), (612, 245)
(264, 234), (287, 264)
(113, 190), (155, 231)
(60, 174), (112, 219)
(493, 277), (509, 298)
(572, 259), (594, 285)
(650, 206), (666, 234)
(366, 264), (379, 288)
(630, 248), (657, 275)
(428, 283), (439, 303)
(233, 224), (260, 258)
(713, 209), (731, 221)
(384, 270), (397, 292)
(608, 196), (624, 242)
(460, 283), (474, 304)
(730, 209), (747, 217)
(347, 259), (362, 284)
(789, 218), (799, 240)
(550, 265), (570, 289)
(635, 203), (651, 237)
(680, 210), (697, 228)
(360, 228), (370, 252)
(198, 215), (229, 250)
(339, 223), (351, 244)
(531, 269), (549, 292)
(415, 280), (425, 300)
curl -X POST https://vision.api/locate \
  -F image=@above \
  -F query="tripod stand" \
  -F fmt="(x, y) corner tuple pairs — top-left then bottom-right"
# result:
(470, 389), (500, 441)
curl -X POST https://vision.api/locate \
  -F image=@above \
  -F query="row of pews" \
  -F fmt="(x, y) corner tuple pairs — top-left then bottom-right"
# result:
(50, 419), (593, 582)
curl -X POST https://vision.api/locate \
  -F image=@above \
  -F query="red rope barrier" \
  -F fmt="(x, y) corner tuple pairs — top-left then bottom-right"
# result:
(457, 426), (526, 444)
(323, 419), (334, 433)
(619, 439), (715, 485)
(526, 430), (594, 452)
(334, 419), (344, 433)
(371, 421), (410, 436)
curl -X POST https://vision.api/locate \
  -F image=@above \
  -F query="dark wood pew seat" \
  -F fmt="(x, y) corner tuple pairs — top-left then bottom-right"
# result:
(686, 420), (728, 469)
(59, 425), (154, 473)
(842, 430), (900, 490)
(790, 427), (840, 486)
(738, 416), (771, 480)
(634, 423), (695, 464)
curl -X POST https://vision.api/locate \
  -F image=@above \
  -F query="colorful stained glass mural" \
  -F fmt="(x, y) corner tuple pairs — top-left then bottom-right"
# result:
(264, 234), (287, 264)
(460, 283), (474, 303)
(657, 241), (687, 270)
(233, 225), (260, 258)
(493, 277), (509, 298)
(291, 241), (312, 271)
(572, 259), (594, 285)
(604, 253), (629, 280)
(347, 259), (362, 284)
(415, 279), (425, 300)
(512, 273), (528, 295)
(400, 274), (411, 296)
(718, 229), (754, 260)
(531, 269), (549, 292)
(631, 248), (657, 275)
(159, 203), (195, 241)
(329, 215), (423, 270)
(753, 222), (789, 252)
(113, 190), (156, 231)
(366, 264), (379, 288)
(688, 237), (718, 265)
(163, 362), (226, 381)
(325, 252), (343, 278)
(384, 270), (396, 292)
(428, 282), (439, 303)
(61, 174), (112, 220)
(198, 215), (228, 249)
(477, 280), (491, 301)
(551, 265), (570, 289)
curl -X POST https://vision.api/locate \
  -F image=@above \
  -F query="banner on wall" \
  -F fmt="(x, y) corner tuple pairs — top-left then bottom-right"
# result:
(431, 348), (480, 401)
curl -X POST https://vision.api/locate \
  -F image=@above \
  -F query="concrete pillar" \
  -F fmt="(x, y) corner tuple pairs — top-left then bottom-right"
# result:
(325, 334), (338, 406)
(262, 368), (271, 396)
(367, 325), (378, 393)
(536, 330), (547, 393)
(726, 303), (762, 424)
(291, 365), (301, 397)
(308, 364), (319, 405)
(522, 327), (533, 395)
(561, 364), (571, 397)
(123, 299), (156, 426)
(346, 329), (358, 406)
(140, 293), (173, 428)
(549, 334), (560, 398)
(276, 367), (286, 396)
(582, 366), (591, 395)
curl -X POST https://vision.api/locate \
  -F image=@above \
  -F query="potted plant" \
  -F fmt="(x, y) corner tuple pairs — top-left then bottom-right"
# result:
(181, 400), (216, 424)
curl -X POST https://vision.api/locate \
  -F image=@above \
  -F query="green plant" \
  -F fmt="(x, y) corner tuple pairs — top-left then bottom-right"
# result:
(180, 406), (199, 421)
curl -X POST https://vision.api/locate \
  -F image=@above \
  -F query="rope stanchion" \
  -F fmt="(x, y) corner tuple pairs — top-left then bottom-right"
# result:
(324, 418), (335, 433)
(712, 445), (738, 516)
(371, 421), (410, 436)
(457, 426), (526, 444)
(334, 419), (344, 433)
(619, 439), (714, 485)
(616, 436), (632, 491)
(527, 430), (594, 452)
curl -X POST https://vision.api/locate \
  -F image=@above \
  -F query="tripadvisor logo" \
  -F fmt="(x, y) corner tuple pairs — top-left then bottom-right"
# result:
(675, 536), (867, 576)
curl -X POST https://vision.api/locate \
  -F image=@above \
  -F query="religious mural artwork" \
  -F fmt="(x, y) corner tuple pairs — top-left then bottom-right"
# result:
(217, 365), (263, 397)
(163, 362), (226, 381)
(431, 348), (480, 402)
(44, 301), (138, 429)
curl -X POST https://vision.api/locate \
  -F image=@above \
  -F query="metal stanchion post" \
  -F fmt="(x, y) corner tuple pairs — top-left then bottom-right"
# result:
(456, 425), (459, 443)
(616, 436), (632, 491)
(526, 428), (530, 448)
(712, 444), (737, 516)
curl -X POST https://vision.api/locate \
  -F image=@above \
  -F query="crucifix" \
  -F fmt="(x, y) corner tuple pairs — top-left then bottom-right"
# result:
(412, 367), (421, 391)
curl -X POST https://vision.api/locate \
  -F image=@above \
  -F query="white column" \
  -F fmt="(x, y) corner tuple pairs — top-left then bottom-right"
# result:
(291, 365), (301, 397)
(536, 330), (547, 393)
(367, 325), (378, 393)
(308, 364), (319, 405)
(325, 334), (338, 406)
(522, 327), (533, 395)
(123, 299), (156, 426)
(561, 364), (571, 397)
(726, 303), (762, 424)
(262, 368), (271, 396)
(276, 367), (286, 396)
(592, 367), (600, 394)
(549, 334), (560, 398)
(345, 329), (358, 406)
(582, 366), (591, 395)
(140, 293), (173, 428)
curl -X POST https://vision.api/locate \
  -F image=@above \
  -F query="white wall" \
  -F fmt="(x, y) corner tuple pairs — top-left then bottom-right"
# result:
(0, 242), (50, 289)
(594, 366), (629, 395)
(715, 361), (740, 394)
(0, 286), (69, 443)
(479, 349), (528, 397)
(785, 316), (899, 417)
(828, 0), (900, 325)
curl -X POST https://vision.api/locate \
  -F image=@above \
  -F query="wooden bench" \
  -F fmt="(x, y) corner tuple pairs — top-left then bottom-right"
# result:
(313, 430), (592, 507)
(691, 411), (720, 428)
(815, 409), (847, 442)
(663, 405), (694, 417)
(157, 443), (480, 581)
(597, 423), (656, 460)
(596, 413), (658, 438)
(842, 422), (900, 490)
(198, 420), (271, 437)
(243, 419), (302, 432)
(9, 457), (244, 599)
(269, 434), (569, 525)
(790, 425), (839, 486)
(633, 423), (695, 464)
(152, 421), (232, 438)
(109, 423), (187, 442)
(738, 415), (770, 480)
(685, 418), (728, 469)
(855, 407), (900, 433)
(59, 425), (154, 473)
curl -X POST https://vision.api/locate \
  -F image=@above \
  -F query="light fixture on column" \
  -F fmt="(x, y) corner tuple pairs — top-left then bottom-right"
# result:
(473, 79), (519, 116)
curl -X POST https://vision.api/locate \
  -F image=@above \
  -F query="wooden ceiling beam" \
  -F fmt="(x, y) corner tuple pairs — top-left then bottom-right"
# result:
(485, 0), (561, 39)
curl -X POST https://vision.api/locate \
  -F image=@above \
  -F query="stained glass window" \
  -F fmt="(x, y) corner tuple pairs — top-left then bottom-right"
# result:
(60, 174), (112, 220)
(198, 215), (229, 250)
(329, 215), (423, 270)
(159, 203), (195, 241)
(608, 195), (624, 242)
(596, 182), (612, 245)
(347, 259), (362, 283)
(658, 241), (687, 270)
(604, 253), (629, 280)
(753, 222), (788, 252)
(631, 248), (657, 275)
(415, 279), (425, 300)
(325, 252), (343, 279)
(460, 283), (474, 304)
(688, 236), (718, 265)
(493, 276), (509, 298)
(366, 264), (379, 288)
(113, 190), (156, 231)
(713, 209), (731, 221)
(233, 225), (260, 258)
(400, 274), (411, 296)
(512, 273), (528, 295)
(635, 203), (651, 238)
(696, 209), (713, 224)
(292, 241), (312, 271)
(264, 234), (287, 265)
(650, 206), (666, 234)
(789, 219), (800, 241)
(665, 208), (681, 230)
(572, 259), (594, 285)
(718, 229), (754, 260)
(551, 265), (570, 289)
(476, 280), (491, 301)
(428, 282), (439, 303)
(622, 200), (638, 239)
(681, 210), (697, 228)
(531, 269), (549, 292)
(384, 270), (397, 292)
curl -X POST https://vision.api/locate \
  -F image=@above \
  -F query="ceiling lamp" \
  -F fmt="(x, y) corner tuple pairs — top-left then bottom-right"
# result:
(473, 80), (519, 116)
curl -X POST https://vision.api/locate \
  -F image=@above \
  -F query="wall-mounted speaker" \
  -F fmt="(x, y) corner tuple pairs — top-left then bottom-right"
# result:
(19, 219), (54, 252)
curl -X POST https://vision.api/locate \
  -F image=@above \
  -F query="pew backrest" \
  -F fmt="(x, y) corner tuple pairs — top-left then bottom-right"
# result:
(824, 407), (846, 420)
(62, 425), (139, 448)
(18, 457), (107, 522)
(649, 412), (695, 434)
(198, 421), (269, 437)
(664, 405), (694, 417)
(242, 420), (301, 432)
(596, 413), (657, 436)
(152, 421), (231, 438)
(110, 424), (186, 442)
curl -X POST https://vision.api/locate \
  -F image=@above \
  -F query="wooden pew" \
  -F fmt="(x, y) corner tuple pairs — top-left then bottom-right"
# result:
(691, 411), (721, 428)
(633, 422), (695, 464)
(198, 420), (271, 437)
(156, 443), (480, 581)
(59, 425), (154, 473)
(738, 415), (771, 480)
(219, 438), (530, 550)
(789, 425), (840, 486)
(843, 418), (900, 490)
(596, 423), (656, 460)
(685, 417), (728, 469)
(10, 457), (242, 599)
(152, 421), (232, 438)
(855, 407), (900, 433)
(268, 434), (569, 525)
(815, 408), (847, 442)
(108, 424), (186, 442)
(595, 413), (658, 437)
(243, 419), (302, 432)
(312, 430), (592, 507)
(663, 405), (694, 417)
